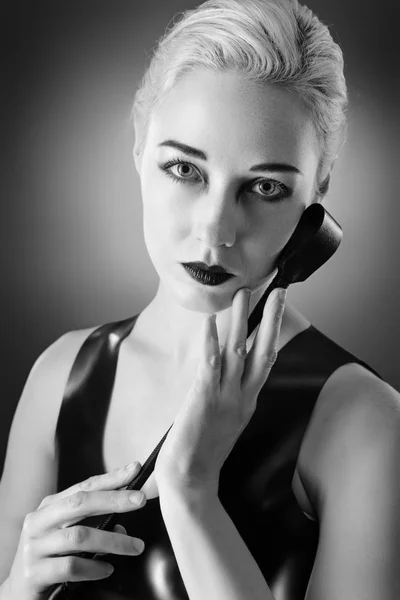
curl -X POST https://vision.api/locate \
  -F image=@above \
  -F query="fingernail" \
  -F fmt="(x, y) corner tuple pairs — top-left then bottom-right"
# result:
(133, 538), (145, 553)
(129, 491), (146, 506)
(125, 462), (140, 471)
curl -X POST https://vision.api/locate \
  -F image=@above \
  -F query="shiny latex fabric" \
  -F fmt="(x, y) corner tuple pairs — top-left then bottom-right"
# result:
(55, 315), (382, 600)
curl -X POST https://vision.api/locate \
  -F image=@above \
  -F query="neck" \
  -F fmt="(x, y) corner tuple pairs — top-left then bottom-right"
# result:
(130, 269), (289, 370)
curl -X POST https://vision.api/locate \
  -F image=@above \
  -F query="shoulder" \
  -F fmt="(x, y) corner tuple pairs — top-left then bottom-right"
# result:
(16, 325), (101, 454)
(32, 325), (99, 389)
(294, 359), (400, 520)
(0, 325), (101, 527)
(294, 362), (400, 598)
(34, 315), (136, 404)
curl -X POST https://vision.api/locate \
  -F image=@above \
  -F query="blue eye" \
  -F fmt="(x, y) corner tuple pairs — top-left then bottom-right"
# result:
(158, 157), (290, 202)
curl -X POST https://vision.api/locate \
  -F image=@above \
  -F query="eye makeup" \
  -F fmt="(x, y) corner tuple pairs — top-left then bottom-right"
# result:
(157, 156), (292, 203)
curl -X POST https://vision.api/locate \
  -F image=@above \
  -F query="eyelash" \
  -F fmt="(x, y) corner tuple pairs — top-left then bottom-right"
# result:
(158, 157), (290, 203)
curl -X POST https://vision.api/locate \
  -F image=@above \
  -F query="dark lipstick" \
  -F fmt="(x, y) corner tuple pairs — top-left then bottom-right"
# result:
(182, 262), (235, 286)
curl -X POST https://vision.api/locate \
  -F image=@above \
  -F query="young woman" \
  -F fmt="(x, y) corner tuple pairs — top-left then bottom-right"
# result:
(1, 1), (399, 599)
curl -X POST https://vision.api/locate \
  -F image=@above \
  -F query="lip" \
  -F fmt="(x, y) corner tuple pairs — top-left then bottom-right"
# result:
(182, 261), (233, 275)
(182, 264), (235, 286)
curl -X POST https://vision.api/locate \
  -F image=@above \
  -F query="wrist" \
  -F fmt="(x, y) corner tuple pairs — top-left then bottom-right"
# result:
(158, 478), (219, 514)
(157, 475), (218, 498)
(2, 575), (36, 600)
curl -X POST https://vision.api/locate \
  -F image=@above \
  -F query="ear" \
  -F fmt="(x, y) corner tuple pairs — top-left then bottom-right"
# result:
(317, 172), (331, 198)
(311, 163), (333, 203)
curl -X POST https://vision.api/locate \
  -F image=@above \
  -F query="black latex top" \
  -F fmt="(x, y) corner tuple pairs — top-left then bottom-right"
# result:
(55, 314), (382, 599)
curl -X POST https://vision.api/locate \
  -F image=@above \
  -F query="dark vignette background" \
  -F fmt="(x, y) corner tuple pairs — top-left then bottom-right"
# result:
(0, 0), (399, 475)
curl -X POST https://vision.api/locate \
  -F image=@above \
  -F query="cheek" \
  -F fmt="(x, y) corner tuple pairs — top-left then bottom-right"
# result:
(143, 196), (184, 244)
(142, 166), (190, 233)
(141, 177), (186, 263)
(245, 205), (302, 277)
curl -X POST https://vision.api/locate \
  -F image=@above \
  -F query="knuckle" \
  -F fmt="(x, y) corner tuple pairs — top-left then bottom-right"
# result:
(68, 490), (87, 508)
(79, 474), (98, 491)
(105, 491), (120, 508)
(264, 349), (278, 368)
(66, 525), (88, 546)
(22, 512), (34, 534)
(233, 343), (247, 358)
(39, 493), (56, 510)
(209, 354), (221, 368)
(60, 556), (79, 577)
(22, 539), (33, 559)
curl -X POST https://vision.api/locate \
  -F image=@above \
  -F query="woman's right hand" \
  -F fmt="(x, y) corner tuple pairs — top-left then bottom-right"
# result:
(6, 462), (147, 600)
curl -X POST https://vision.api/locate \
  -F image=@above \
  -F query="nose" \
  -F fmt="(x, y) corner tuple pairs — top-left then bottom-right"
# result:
(193, 185), (240, 249)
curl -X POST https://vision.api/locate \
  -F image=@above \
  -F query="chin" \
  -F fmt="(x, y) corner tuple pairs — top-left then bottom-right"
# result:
(168, 280), (238, 314)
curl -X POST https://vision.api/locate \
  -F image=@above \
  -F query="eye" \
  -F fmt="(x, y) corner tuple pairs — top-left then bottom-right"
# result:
(250, 179), (288, 202)
(158, 158), (289, 202)
(160, 158), (202, 184)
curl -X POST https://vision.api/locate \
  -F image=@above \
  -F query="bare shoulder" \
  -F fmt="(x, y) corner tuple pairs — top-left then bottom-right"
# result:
(292, 361), (400, 520)
(0, 324), (99, 516)
(21, 324), (100, 451)
(37, 325), (103, 445)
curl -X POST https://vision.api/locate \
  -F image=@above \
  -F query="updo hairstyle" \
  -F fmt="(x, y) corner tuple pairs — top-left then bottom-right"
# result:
(133, 0), (348, 198)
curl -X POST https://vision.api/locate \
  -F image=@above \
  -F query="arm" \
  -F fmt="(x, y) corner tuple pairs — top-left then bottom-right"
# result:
(159, 483), (275, 600)
(153, 289), (287, 600)
(0, 329), (94, 586)
(0, 337), (64, 585)
(304, 375), (400, 600)
(160, 373), (400, 600)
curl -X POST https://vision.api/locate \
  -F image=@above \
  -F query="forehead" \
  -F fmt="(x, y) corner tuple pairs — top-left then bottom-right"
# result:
(146, 68), (319, 169)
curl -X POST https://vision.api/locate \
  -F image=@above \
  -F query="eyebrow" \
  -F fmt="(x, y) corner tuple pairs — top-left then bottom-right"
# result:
(158, 139), (303, 175)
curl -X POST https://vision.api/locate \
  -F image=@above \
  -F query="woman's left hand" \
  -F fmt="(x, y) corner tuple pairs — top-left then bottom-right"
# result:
(154, 286), (287, 496)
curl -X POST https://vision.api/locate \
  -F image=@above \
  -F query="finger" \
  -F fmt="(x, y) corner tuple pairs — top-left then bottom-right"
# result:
(31, 556), (115, 587)
(75, 462), (142, 493)
(197, 314), (221, 387)
(221, 288), (251, 385)
(29, 488), (147, 535)
(241, 287), (287, 395)
(37, 463), (142, 510)
(96, 523), (128, 556)
(186, 314), (221, 415)
(37, 525), (144, 558)
(113, 523), (127, 534)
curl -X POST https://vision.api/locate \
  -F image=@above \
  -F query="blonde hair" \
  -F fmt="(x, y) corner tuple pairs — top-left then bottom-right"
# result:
(133, 0), (348, 197)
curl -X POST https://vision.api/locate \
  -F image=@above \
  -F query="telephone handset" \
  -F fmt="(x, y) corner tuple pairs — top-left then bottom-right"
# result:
(247, 202), (343, 338)
(45, 203), (343, 600)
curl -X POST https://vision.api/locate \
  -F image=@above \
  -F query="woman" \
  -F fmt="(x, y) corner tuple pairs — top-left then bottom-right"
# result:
(1, 0), (399, 599)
